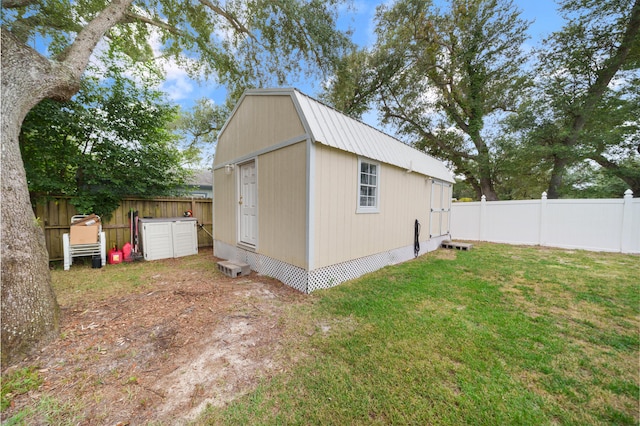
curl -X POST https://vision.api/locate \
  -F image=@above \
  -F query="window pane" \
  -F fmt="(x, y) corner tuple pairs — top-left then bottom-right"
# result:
(358, 160), (378, 209)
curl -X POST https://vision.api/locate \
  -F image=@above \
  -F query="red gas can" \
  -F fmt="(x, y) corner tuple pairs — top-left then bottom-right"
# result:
(122, 242), (132, 262)
(108, 245), (123, 265)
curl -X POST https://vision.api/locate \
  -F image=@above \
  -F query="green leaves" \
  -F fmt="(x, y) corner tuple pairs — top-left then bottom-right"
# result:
(20, 69), (190, 219)
(526, 0), (640, 197)
(320, 0), (638, 199)
(172, 98), (229, 167)
(370, 0), (532, 200)
(3, 0), (353, 103)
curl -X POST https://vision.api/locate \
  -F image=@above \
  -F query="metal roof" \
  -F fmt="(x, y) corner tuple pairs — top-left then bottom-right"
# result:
(244, 88), (455, 183)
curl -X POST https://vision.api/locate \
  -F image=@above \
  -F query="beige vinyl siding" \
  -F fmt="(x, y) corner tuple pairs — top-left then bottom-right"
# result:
(213, 95), (306, 167)
(213, 168), (236, 244)
(313, 144), (431, 269)
(257, 142), (307, 269)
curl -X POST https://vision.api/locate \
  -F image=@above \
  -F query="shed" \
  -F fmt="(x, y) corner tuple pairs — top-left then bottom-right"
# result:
(213, 88), (455, 293)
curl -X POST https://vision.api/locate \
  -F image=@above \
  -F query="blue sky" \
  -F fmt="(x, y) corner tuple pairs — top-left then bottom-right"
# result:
(161, 0), (566, 113)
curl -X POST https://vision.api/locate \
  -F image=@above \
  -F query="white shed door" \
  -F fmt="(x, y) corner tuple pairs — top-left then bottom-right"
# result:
(430, 180), (451, 237)
(239, 160), (258, 246)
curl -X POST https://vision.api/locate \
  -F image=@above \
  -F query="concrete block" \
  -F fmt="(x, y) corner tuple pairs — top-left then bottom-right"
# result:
(217, 260), (251, 278)
(441, 241), (473, 251)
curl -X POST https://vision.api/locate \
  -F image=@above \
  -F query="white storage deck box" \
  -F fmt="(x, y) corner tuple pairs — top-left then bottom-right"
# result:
(139, 217), (198, 261)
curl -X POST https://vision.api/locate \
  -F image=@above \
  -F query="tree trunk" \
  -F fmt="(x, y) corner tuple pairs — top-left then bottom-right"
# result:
(1, 30), (67, 368)
(473, 133), (499, 201)
(1, 0), (132, 367)
(547, 154), (567, 199)
(1, 115), (60, 369)
(479, 176), (499, 201)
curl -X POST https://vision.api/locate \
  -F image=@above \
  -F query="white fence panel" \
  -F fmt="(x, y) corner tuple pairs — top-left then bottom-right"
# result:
(626, 198), (640, 253)
(485, 200), (541, 245)
(449, 203), (481, 240)
(543, 199), (623, 252)
(450, 190), (639, 254)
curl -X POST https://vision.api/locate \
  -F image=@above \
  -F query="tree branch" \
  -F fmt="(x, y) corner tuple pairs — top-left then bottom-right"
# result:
(292, 16), (323, 67)
(2, 0), (37, 8)
(380, 91), (474, 161)
(437, 82), (471, 134)
(57, 0), (135, 80)
(123, 11), (184, 37)
(198, 0), (257, 41)
(567, 0), (640, 145)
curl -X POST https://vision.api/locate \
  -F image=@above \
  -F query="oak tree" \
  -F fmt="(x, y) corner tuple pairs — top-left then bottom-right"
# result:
(537, 0), (640, 198)
(173, 98), (230, 167)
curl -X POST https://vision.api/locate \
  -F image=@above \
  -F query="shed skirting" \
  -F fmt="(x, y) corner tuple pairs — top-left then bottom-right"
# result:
(214, 236), (449, 293)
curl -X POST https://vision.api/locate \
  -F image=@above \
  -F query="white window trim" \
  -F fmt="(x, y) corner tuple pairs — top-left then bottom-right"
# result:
(356, 157), (380, 214)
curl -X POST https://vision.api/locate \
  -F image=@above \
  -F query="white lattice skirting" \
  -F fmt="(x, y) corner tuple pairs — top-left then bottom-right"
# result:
(214, 236), (449, 293)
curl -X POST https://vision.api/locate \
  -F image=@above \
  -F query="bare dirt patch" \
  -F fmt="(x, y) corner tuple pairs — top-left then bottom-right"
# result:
(2, 249), (309, 425)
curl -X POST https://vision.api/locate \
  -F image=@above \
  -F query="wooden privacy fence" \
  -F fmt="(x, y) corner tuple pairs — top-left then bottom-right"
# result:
(34, 196), (213, 261)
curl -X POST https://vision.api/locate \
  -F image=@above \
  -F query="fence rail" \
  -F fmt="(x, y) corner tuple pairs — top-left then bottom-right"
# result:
(34, 196), (213, 261)
(450, 190), (639, 254)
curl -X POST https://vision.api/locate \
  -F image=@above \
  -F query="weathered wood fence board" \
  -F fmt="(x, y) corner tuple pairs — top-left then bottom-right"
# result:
(34, 196), (213, 261)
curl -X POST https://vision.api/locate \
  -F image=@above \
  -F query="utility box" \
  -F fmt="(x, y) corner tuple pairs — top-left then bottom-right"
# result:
(139, 217), (198, 261)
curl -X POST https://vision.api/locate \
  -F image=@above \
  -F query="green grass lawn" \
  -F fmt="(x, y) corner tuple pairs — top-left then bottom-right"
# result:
(198, 244), (639, 425)
(4, 244), (637, 425)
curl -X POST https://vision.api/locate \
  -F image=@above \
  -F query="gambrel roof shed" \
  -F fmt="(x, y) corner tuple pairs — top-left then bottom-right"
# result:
(218, 88), (454, 183)
(213, 88), (454, 293)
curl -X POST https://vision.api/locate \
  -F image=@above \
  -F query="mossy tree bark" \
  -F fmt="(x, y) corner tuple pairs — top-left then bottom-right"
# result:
(1, 0), (133, 368)
(1, 37), (61, 366)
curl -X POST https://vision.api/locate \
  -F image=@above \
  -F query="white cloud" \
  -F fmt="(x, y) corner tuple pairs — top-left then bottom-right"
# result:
(160, 67), (195, 101)
(144, 31), (198, 101)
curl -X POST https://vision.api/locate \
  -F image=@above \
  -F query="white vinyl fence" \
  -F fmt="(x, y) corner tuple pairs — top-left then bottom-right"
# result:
(450, 190), (640, 254)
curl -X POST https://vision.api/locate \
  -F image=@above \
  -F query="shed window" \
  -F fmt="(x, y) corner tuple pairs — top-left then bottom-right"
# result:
(357, 158), (379, 213)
